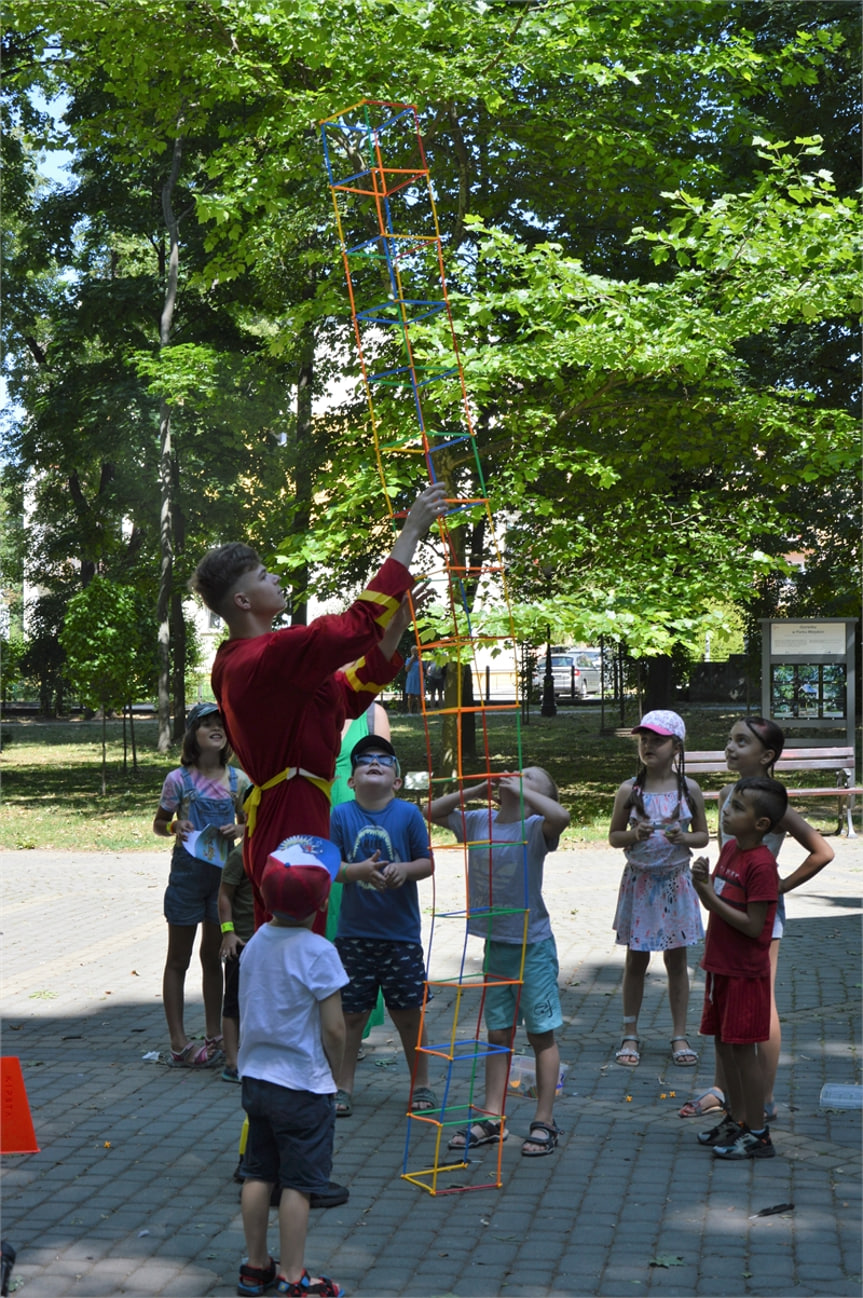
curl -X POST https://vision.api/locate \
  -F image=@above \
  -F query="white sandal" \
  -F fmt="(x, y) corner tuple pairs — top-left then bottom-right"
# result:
(670, 1037), (698, 1067)
(614, 1036), (641, 1067)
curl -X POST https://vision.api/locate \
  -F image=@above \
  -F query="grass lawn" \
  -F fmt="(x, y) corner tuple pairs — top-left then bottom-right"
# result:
(0, 704), (849, 852)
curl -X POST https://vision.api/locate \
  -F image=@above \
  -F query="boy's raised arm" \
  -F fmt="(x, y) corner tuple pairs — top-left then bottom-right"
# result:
(427, 781), (490, 827)
(505, 775), (570, 841)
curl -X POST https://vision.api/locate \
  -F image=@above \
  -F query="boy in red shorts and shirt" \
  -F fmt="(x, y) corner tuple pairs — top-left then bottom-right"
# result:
(691, 775), (787, 1160)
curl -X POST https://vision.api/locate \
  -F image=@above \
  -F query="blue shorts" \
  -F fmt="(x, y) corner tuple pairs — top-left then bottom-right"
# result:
(163, 846), (222, 926)
(241, 1076), (335, 1194)
(335, 938), (427, 1014)
(483, 938), (563, 1036)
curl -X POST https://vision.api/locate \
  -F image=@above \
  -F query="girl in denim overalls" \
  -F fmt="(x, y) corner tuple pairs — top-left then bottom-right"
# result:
(153, 702), (249, 1067)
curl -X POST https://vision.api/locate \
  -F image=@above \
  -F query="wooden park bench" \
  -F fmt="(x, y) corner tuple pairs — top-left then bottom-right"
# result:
(685, 745), (861, 838)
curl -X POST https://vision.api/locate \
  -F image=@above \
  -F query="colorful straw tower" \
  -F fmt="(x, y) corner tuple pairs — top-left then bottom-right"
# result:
(320, 99), (529, 1193)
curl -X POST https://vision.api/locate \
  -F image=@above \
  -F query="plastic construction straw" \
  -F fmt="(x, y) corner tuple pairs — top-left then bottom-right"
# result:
(321, 98), (531, 1195)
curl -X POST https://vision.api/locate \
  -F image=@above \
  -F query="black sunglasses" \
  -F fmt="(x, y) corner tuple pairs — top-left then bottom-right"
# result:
(352, 753), (398, 768)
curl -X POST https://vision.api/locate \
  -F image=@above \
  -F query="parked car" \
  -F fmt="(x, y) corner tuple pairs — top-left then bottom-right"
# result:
(532, 647), (610, 700)
(533, 651), (588, 700)
(572, 649), (604, 695)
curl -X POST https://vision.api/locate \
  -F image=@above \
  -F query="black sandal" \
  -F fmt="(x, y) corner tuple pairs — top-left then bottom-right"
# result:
(447, 1118), (507, 1149)
(521, 1121), (561, 1157)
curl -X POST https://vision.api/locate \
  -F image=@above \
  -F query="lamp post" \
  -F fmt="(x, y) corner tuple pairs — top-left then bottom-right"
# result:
(540, 565), (556, 717)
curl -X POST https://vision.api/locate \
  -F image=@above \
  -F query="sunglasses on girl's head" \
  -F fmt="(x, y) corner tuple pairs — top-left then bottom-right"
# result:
(353, 752), (398, 768)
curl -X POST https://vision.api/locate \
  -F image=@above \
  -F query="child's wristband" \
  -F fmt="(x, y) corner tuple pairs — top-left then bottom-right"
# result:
(168, 821), (177, 835)
(220, 921), (235, 934)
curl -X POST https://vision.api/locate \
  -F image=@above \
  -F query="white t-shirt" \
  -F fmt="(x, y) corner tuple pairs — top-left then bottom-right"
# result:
(238, 924), (348, 1094)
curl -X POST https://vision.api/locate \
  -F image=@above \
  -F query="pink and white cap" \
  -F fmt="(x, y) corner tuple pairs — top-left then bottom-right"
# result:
(631, 709), (686, 742)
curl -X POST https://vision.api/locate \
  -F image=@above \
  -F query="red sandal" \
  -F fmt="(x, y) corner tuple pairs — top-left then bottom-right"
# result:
(168, 1041), (213, 1068)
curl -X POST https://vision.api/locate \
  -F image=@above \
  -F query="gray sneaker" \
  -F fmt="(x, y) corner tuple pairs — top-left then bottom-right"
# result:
(697, 1116), (743, 1147)
(714, 1127), (775, 1160)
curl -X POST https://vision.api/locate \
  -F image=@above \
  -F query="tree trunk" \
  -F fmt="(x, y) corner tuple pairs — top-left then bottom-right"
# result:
(128, 701), (138, 774)
(171, 461), (186, 741)
(156, 391), (173, 751)
(156, 131), (184, 753)
(436, 447), (484, 775)
(171, 590), (186, 740)
(643, 655), (675, 713)
(101, 706), (107, 798)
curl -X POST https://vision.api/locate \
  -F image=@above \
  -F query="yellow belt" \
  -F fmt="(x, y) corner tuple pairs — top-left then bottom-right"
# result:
(244, 766), (333, 837)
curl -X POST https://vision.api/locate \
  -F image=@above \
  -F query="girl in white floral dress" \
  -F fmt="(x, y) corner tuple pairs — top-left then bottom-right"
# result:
(608, 710), (710, 1068)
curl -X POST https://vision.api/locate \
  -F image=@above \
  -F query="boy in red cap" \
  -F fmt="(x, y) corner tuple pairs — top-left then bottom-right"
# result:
(236, 856), (346, 1298)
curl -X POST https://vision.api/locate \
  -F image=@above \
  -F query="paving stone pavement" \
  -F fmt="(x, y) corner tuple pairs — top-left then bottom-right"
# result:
(1, 836), (860, 1298)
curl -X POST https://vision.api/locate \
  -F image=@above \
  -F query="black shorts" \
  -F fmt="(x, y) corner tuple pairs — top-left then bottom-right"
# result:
(334, 938), (427, 1014)
(241, 1076), (335, 1194)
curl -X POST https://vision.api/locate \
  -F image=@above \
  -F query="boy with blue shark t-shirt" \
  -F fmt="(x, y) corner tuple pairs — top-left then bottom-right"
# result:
(329, 735), (435, 1117)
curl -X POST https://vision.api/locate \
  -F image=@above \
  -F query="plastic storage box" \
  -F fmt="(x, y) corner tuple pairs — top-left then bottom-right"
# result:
(507, 1054), (569, 1098)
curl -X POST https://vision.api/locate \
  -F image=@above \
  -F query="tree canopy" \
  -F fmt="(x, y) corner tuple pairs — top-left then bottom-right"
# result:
(2, 0), (859, 715)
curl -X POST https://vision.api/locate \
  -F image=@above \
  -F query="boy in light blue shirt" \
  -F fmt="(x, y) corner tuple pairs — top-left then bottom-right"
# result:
(429, 767), (570, 1158)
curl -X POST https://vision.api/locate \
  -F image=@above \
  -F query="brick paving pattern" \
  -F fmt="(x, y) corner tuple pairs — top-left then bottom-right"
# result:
(2, 836), (860, 1297)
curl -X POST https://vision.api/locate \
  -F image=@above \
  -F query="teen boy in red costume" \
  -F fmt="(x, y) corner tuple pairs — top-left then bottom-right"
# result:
(190, 484), (446, 934)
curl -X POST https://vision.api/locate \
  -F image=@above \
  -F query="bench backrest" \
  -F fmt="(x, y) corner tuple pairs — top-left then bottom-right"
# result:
(685, 747), (855, 776)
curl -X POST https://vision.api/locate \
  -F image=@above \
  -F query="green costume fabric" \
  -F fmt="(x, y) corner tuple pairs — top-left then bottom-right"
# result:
(327, 709), (385, 1033)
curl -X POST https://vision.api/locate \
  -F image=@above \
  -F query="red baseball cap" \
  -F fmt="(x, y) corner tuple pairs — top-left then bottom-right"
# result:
(260, 862), (332, 920)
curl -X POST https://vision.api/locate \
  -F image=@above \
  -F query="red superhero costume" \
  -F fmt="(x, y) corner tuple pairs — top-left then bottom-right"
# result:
(211, 557), (411, 931)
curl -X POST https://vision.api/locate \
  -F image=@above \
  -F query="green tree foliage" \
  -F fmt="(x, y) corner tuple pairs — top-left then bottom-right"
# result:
(58, 577), (157, 790)
(2, 0), (858, 713)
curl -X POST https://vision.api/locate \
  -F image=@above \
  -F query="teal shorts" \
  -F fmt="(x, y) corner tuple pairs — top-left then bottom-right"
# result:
(483, 937), (563, 1036)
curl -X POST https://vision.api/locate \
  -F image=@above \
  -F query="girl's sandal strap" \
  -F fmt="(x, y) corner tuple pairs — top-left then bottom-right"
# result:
(678, 1086), (726, 1118)
(670, 1037), (699, 1066)
(614, 1037), (641, 1066)
(169, 1041), (212, 1068)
